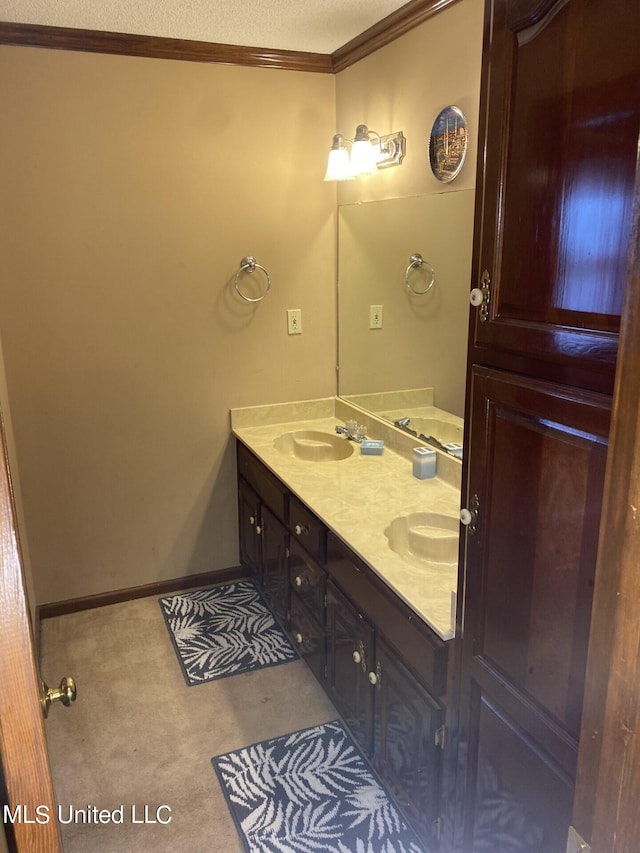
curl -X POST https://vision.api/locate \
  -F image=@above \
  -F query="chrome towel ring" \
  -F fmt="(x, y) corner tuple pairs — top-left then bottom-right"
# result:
(234, 256), (271, 303)
(404, 253), (435, 295)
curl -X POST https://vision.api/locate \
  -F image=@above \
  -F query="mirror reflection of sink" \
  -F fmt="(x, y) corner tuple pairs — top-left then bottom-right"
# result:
(385, 512), (459, 566)
(403, 418), (463, 445)
(273, 430), (354, 462)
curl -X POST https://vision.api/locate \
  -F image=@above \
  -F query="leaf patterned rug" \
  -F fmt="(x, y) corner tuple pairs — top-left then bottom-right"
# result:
(212, 720), (425, 852)
(159, 580), (298, 686)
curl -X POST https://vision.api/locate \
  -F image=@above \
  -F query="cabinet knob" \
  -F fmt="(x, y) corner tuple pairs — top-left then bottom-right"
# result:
(294, 575), (306, 587)
(352, 650), (362, 664)
(368, 671), (378, 685)
(295, 632), (304, 645)
(255, 525), (262, 535)
(469, 287), (484, 307)
(249, 515), (255, 526)
(294, 523), (309, 536)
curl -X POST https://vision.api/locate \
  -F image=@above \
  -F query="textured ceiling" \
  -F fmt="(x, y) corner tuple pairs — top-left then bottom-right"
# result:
(0, 0), (412, 54)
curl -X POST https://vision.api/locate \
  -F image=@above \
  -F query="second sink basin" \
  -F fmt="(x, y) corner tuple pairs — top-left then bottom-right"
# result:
(385, 512), (459, 566)
(274, 430), (354, 462)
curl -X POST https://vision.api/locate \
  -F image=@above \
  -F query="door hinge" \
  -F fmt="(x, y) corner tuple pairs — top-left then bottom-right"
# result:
(434, 724), (446, 750)
(566, 826), (591, 853)
(432, 816), (443, 841)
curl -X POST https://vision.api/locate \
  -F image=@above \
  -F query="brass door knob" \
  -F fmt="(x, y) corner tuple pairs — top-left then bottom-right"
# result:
(41, 676), (77, 718)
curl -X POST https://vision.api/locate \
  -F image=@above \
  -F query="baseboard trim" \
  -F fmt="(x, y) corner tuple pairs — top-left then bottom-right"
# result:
(38, 565), (247, 621)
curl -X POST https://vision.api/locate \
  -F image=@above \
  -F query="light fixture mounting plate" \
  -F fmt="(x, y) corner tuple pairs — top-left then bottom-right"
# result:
(377, 131), (406, 169)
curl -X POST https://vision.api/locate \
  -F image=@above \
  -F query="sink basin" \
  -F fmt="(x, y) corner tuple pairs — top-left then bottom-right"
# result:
(385, 512), (459, 566)
(273, 430), (354, 462)
(403, 418), (463, 445)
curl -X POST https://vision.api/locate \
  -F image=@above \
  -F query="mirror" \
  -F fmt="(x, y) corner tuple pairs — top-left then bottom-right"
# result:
(337, 190), (475, 456)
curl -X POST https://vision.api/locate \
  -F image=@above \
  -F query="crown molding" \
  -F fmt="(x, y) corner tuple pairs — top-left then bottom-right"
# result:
(331, 0), (462, 72)
(0, 22), (333, 73)
(0, 0), (461, 73)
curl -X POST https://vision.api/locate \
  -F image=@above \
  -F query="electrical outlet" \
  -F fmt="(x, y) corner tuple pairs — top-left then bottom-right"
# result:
(369, 305), (383, 329)
(287, 308), (302, 335)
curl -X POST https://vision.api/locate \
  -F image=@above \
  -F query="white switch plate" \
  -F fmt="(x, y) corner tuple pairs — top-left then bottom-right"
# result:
(287, 308), (302, 335)
(369, 304), (383, 329)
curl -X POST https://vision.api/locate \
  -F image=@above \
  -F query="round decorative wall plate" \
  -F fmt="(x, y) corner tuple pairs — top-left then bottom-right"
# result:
(429, 106), (468, 183)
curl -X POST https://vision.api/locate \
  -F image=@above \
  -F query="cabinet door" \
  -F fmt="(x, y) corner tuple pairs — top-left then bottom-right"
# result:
(289, 591), (325, 685)
(326, 580), (374, 756)
(238, 479), (261, 578)
(470, 0), (638, 393)
(373, 636), (443, 845)
(458, 366), (611, 852)
(261, 505), (289, 624)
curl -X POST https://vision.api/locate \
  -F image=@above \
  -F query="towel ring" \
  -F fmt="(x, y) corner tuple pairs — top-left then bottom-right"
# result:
(234, 256), (271, 303)
(404, 253), (435, 296)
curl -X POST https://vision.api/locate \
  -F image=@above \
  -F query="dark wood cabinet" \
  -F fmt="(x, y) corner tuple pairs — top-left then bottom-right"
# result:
(236, 441), (451, 847)
(455, 0), (639, 850)
(237, 443), (289, 620)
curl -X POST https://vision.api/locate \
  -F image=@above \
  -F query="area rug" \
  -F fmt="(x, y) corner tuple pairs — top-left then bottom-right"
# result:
(159, 580), (298, 686)
(212, 719), (424, 852)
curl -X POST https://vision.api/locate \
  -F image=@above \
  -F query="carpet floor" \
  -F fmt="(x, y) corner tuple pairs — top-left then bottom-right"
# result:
(40, 589), (338, 853)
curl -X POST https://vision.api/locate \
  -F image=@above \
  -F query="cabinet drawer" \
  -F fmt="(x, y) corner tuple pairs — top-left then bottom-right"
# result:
(327, 533), (448, 698)
(289, 539), (326, 624)
(289, 494), (326, 565)
(289, 592), (325, 685)
(237, 441), (287, 523)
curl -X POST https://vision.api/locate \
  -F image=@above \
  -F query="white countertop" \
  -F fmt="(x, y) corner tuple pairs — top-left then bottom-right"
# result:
(231, 399), (460, 641)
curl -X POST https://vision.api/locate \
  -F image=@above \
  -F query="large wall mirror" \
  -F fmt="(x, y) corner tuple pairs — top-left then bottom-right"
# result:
(337, 190), (475, 456)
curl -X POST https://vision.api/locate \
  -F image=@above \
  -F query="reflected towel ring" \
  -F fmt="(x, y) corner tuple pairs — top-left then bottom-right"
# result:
(234, 256), (271, 303)
(404, 253), (435, 295)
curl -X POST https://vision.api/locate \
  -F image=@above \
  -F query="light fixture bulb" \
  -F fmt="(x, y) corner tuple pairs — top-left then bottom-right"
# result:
(349, 124), (378, 176)
(323, 134), (354, 181)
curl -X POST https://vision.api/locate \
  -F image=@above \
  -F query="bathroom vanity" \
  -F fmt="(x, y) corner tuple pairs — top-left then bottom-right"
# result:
(232, 398), (461, 846)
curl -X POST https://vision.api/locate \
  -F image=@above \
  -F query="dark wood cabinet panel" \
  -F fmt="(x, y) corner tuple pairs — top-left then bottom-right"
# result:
(260, 505), (289, 625)
(326, 579), (375, 756)
(470, 0), (638, 392)
(237, 441), (288, 522)
(289, 539), (326, 623)
(464, 688), (574, 852)
(373, 637), (444, 844)
(457, 366), (611, 850)
(289, 591), (325, 685)
(465, 366), (610, 745)
(238, 478), (261, 579)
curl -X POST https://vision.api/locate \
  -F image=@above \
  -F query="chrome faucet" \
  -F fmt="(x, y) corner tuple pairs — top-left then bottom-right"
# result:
(335, 425), (366, 443)
(395, 417), (411, 428)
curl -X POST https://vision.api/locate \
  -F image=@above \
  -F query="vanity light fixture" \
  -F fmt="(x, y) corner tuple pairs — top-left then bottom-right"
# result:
(323, 124), (405, 181)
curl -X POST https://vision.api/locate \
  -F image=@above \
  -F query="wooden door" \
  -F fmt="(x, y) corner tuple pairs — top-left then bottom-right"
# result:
(469, 0), (639, 394)
(326, 580), (374, 755)
(261, 504), (289, 623)
(238, 478), (261, 579)
(459, 367), (610, 850)
(373, 636), (443, 845)
(0, 410), (61, 851)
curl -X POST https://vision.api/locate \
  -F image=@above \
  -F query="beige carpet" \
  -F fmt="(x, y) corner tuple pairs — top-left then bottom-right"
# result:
(40, 590), (338, 852)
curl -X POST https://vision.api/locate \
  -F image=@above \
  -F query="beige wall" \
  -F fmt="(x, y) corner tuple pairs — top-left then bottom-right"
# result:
(0, 46), (337, 604)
